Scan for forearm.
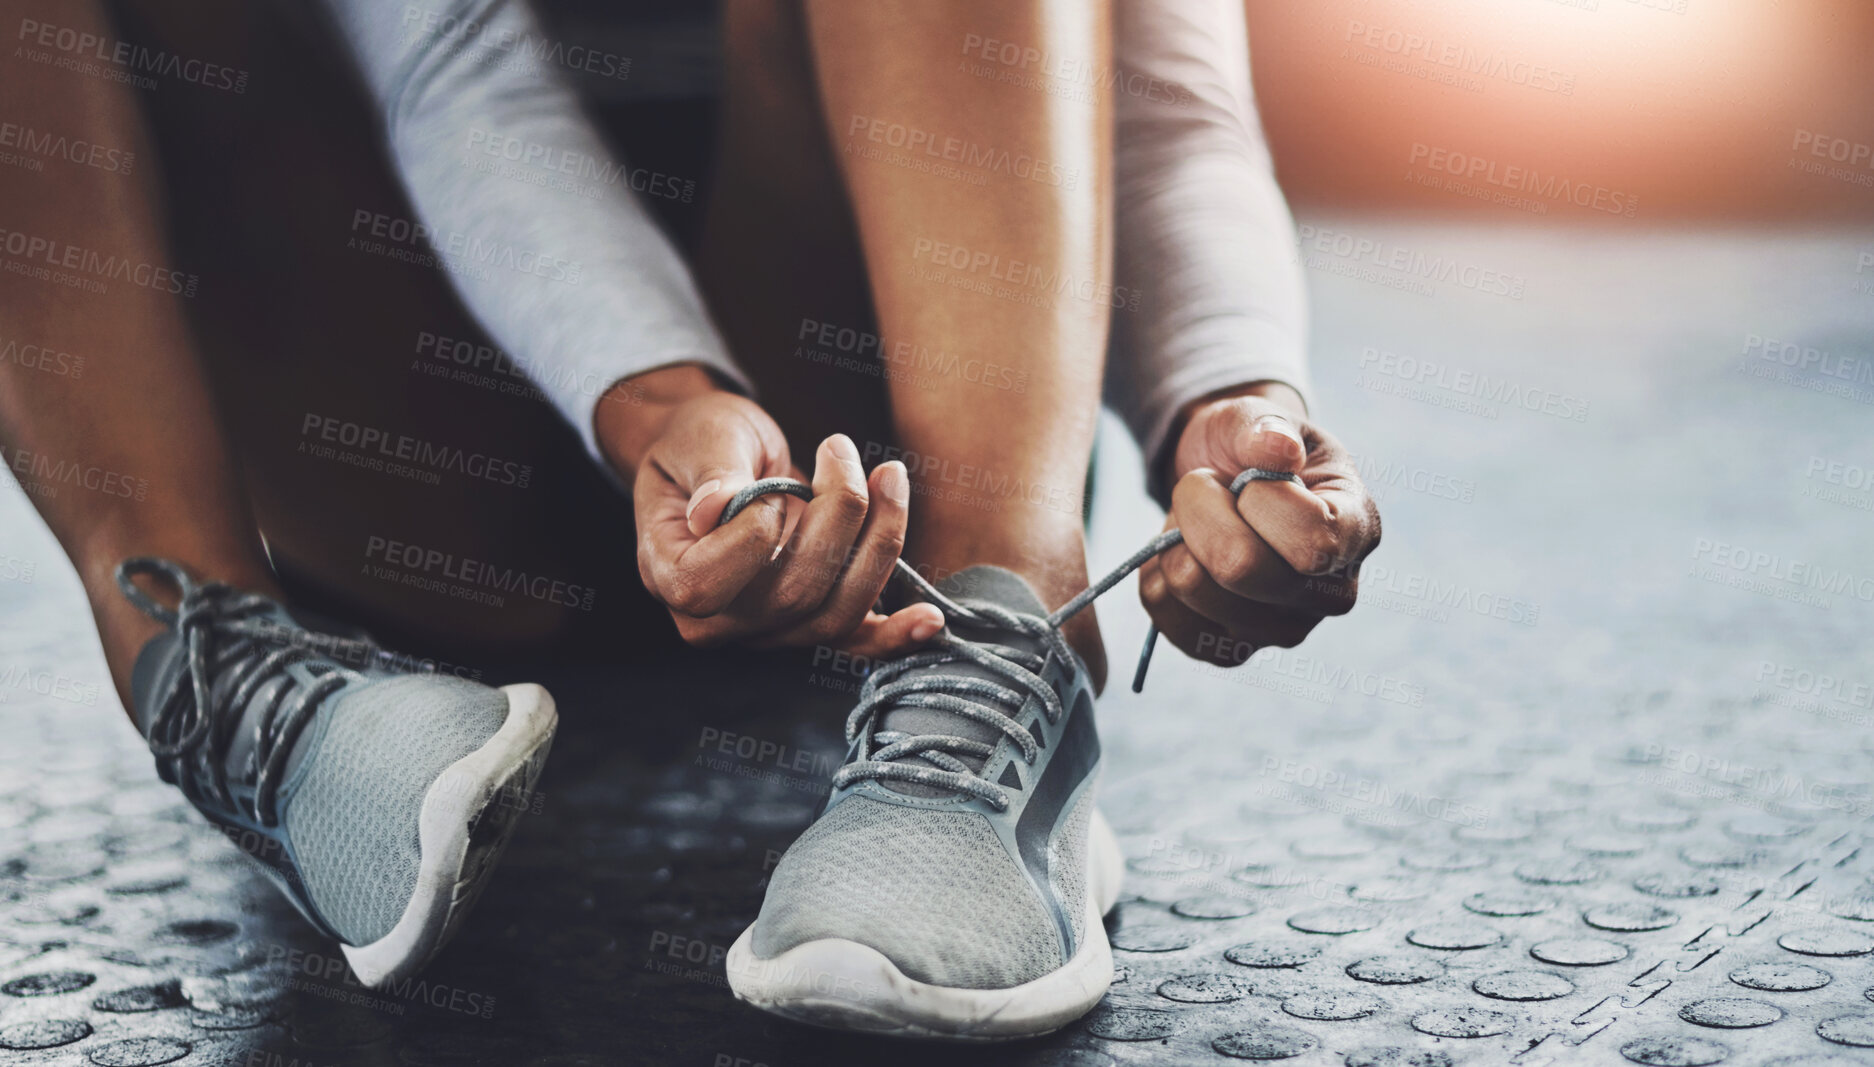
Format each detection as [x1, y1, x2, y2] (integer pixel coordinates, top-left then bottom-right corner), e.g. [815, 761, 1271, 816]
[1109, 0, 1311, 500]
[317, 0, 748, 467]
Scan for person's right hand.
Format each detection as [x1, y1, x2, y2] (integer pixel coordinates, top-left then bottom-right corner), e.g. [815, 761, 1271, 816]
[600, 367, 944, 655]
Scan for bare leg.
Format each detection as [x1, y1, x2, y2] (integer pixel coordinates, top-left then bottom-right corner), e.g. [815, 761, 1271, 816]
[801, 0, 1115, 683]
[0, 0, 275, 710]
[695, 0, 891, 464]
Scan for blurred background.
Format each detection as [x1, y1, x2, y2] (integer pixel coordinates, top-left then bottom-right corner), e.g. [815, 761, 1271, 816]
[1245, 0, 1874, 223]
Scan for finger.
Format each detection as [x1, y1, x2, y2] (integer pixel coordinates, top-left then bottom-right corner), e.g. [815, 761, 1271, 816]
[665, 408, 791, 537]
[1225, 608, 1323, 651]
[759, 603, 942, 659]
[1150, 538, 1332, 646]
[643, 496, 788, 618]
[1142, 555, 1323, 665]
[1169, 470, 1358, 613]
[756, 435, 873, 620]
[1237, 479, 1379, 577]
[1205, 399, 1307, 477]
[1156, 536, 1354, 632]
[1179, 398, 1380, 578]
[669, 610, 746, 649]
[1237, 423, 1381, 577]
[839, 605, 947, 659]
[1140, 557, 1255, 665]
[770, 460, 939, 645]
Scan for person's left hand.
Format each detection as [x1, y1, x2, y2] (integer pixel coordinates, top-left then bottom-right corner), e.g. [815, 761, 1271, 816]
[1138, 383, 1381, 666]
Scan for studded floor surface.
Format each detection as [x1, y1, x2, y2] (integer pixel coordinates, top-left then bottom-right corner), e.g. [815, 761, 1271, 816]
[3, 226, 1873, 1066]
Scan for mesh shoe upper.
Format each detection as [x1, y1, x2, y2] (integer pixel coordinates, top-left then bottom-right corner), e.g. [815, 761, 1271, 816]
[751, 795, 1064, 989]
[749, 565, 1098, 990]
[122, 558, 508, 946]
[280, 673, 507, 945]
[1050, 789, 1095, 945]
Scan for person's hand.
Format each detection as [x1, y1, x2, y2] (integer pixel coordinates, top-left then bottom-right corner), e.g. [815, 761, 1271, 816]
[598, 366, 944, 654]
[1138, 382, 1380, 666]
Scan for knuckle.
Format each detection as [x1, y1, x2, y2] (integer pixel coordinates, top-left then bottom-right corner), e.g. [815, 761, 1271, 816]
[770, 577, 823, 618]
[1296, 527, 1347, 575]
[1169, 470, 1211, 509]
[1176, 468, 1216, 492]
[1137, 566, 1167, 607]
[845, 552, 893, 592]
[827, 484, 870, 525]
[1209, 540, 1259, 588]
[1163, 550, 1208, 599]
[873, 522, 907, 558]
[857, 528, 906, 582]
[662, 574, 707, 615]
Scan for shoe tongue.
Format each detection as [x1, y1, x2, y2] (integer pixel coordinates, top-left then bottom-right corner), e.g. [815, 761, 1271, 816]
[928, 564, 1050, 622]
[875, 566, 1051, 797]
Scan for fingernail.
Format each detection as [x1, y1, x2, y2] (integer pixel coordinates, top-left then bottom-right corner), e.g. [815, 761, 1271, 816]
[685, 479, 721, 523]
[1252, 414, 1304, 448]
[878, 461, 908, 505]
[910, 615, 943, 641]
[828, 434, 859, 465]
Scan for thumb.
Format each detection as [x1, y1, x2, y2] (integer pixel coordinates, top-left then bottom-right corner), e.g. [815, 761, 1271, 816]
[1205, 397, 1307, 478]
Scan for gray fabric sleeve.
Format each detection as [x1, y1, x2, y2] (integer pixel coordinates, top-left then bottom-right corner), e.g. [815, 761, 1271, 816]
[317, 0, 749, 464]
[1108, 0, 1311, 502]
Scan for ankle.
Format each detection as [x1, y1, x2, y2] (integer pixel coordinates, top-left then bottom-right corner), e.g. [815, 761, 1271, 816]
[1058, 611, 1107, 694]
[76, 520, 280, 603]
[75, 532, 280, 714]
[88, 585, 164, 717]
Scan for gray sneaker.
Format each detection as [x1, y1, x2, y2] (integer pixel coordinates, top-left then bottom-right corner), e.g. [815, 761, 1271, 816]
[726, 565, 1122, 1040]
[119, 557, 557, 988]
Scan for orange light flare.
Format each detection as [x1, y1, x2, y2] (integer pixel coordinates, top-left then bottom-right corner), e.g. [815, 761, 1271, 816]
[1245, 0, 1874, 222]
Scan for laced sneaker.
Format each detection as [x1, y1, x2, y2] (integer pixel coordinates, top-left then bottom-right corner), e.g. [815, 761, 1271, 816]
[726, 565, 1122, 1040]
[118, 557, 557, 987]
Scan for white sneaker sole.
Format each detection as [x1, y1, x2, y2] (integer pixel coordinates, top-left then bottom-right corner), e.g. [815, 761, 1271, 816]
[725, 808, 1125, 1041]
[341, 682, 557, 988]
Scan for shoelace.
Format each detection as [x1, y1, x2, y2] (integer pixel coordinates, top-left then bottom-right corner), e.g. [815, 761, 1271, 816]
[718, 467, 1297, 807]
[116, 557, 380, 828]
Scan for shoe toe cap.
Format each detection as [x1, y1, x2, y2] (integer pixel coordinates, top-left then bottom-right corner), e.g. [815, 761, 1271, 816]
[750, 795, 1062, 990]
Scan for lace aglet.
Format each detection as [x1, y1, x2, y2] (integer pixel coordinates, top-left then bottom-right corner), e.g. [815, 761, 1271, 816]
[1131, 625, 1159, 693]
